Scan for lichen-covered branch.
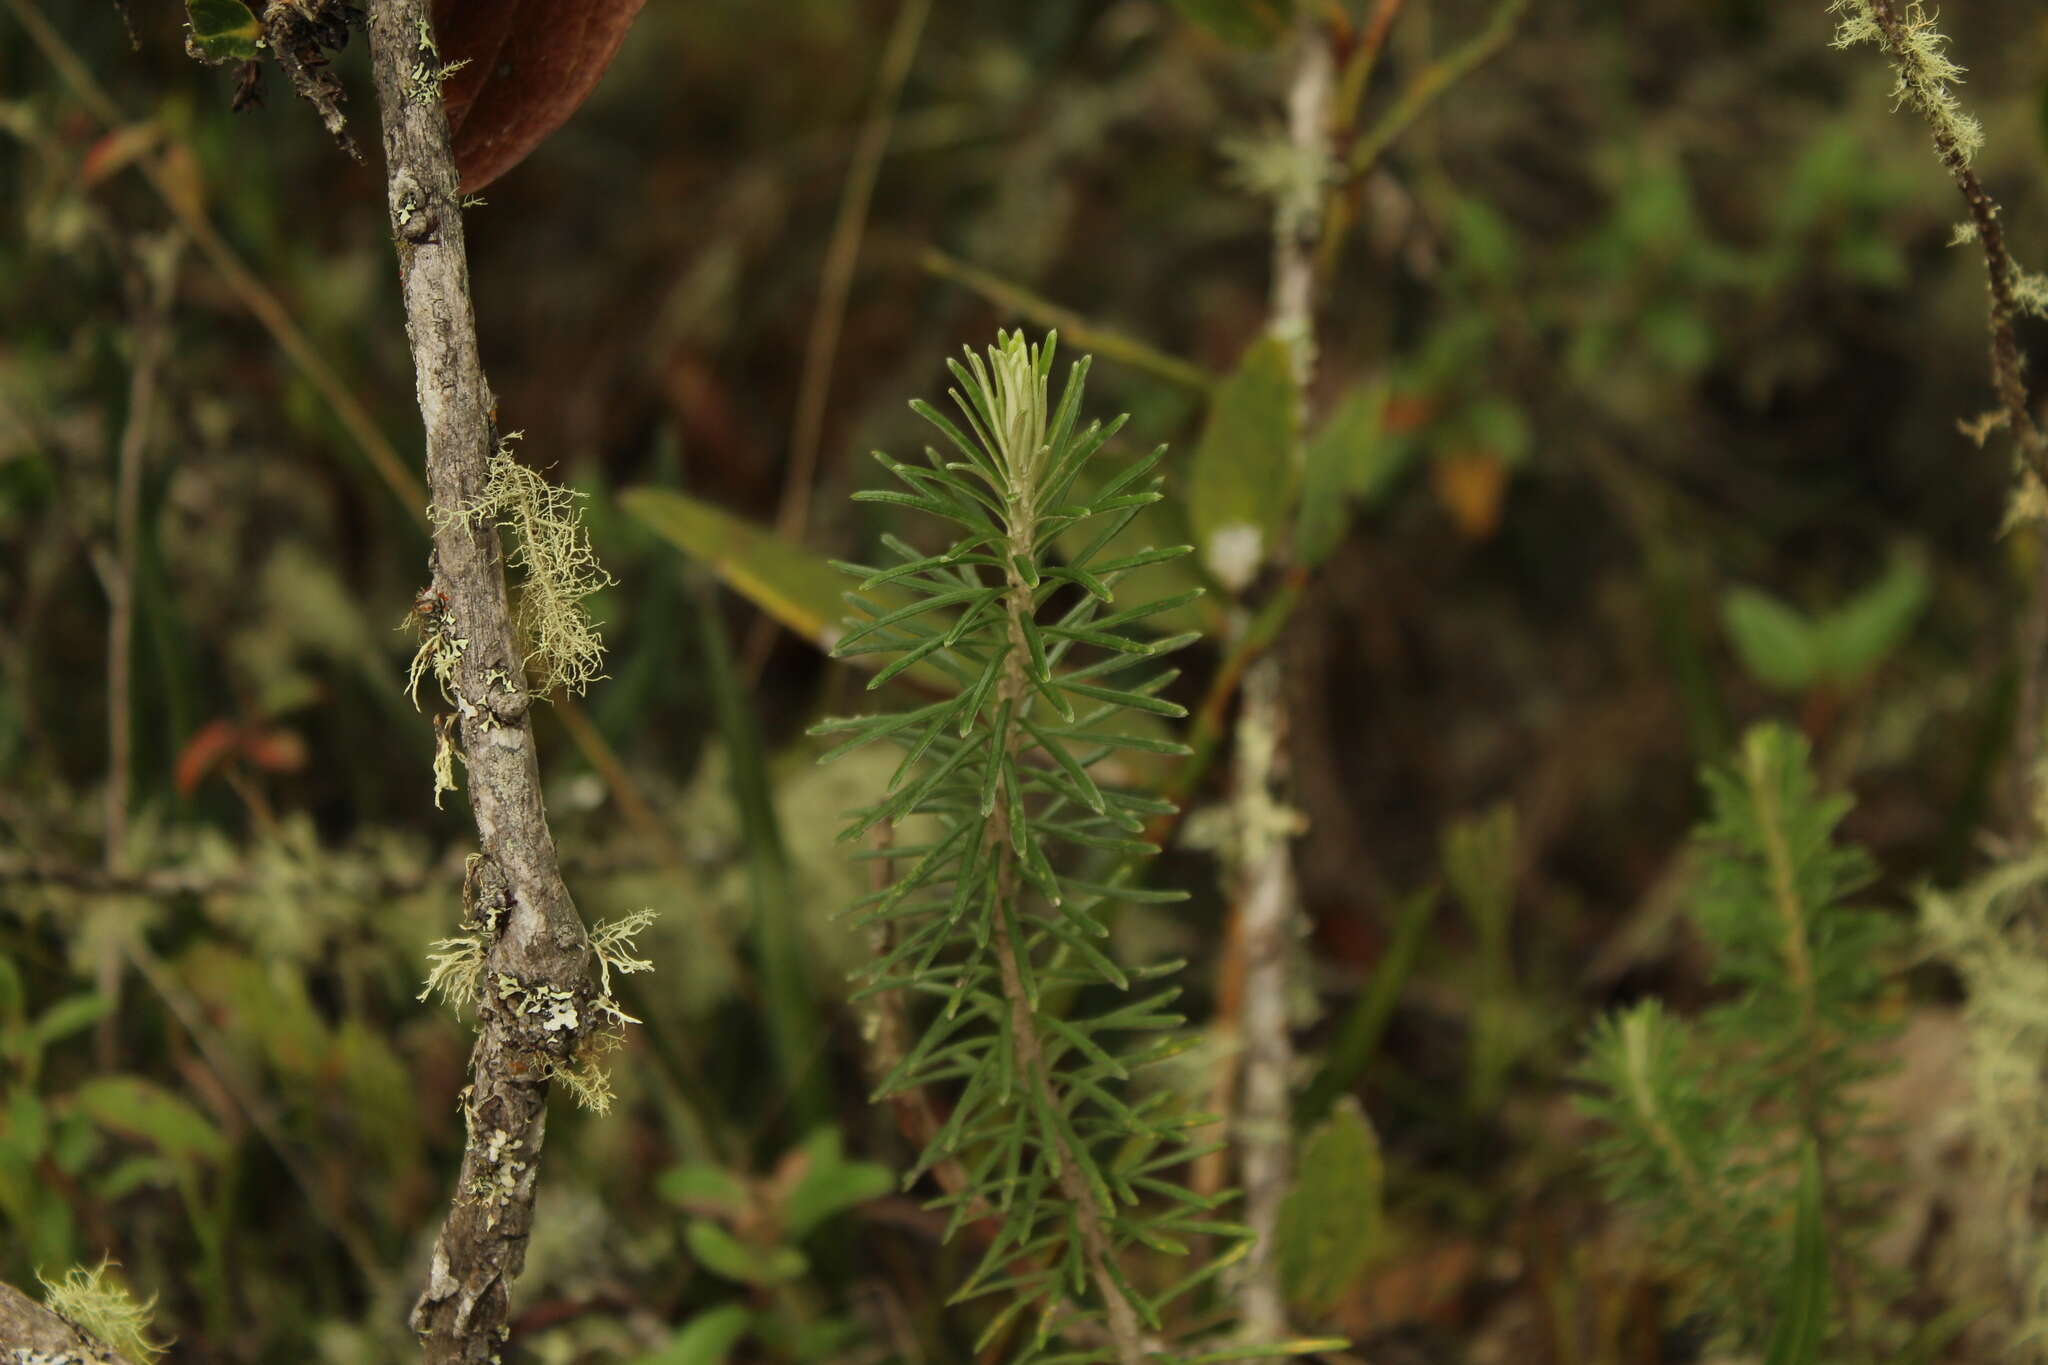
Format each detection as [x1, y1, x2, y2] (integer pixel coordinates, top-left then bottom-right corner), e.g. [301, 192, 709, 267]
[360, 3, 602, 1360]
[1232, 14, 1332, 1347]
[1833, 1, 2048, 485]
[0, 1280, 119, 1363]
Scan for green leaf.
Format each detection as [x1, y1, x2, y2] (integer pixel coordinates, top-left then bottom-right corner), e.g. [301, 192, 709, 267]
[658, 1162, 751, 1218]
[1165, 0, 1292, 48]
[1721, 587, 1823, 693]
[97, 1154, 178, 1200]
[0, 1091, 48, 1166]
[30, 995, 112, 1053]
[1273, 1096, 1383, 1313]
[1189, 335, 1300, 594]
[1815, 550, 1928, 682]
[1762, 1141, 1829, 1365]
[186, 0, 261, 62]
[685, 1220, 808, 1287]
[781, 1129, 893, 1241]
[1295, 381, 1413, 568]
[621, 488, 949, 689]
[627, 1305, 754, 1365]
[70, 1075, 227, 1166]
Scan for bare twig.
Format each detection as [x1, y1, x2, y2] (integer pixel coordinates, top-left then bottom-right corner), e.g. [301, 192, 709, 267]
[0, 1280, 119, 1363]
[743, 0, 932, 681]
[89, 233, 180, 1069]
[357, 3, 603, 1358]
[1343, 0, 1527, 181]
[1228, 15, 1334, 1346]
[920, 247, 1214, 393]
[777, 0, 932, 549]
[98, 238, 178, 880]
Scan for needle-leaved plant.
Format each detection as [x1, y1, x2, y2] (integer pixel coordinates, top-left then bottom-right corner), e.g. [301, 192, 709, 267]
[815, 332, 1251, 1363]
[1576, 724, 1901, 1361]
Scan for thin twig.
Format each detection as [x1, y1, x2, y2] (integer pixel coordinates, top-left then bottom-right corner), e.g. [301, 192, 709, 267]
[0, 1280, 120, 1361]
[1342, 0, 1527, 181]
[1229, 11, 1334, 1343]
[100, 238, 177, 880]
[921, 247, 1214, 393]
[1847, 1, 2048, 824]
[91, 234, 180, 1070]
[358, 3, 602, 1358]
[744, 0, 932, 681]
[776, 0, 932, 549]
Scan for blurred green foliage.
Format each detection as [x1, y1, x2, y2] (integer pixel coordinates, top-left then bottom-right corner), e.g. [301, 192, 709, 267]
[1, 0, 2042, 1359]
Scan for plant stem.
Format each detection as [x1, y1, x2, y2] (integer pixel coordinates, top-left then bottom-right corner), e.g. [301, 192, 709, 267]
[1745, 739, 1859, 1358]
[987, 491, 1148, 1365]
[1231, 14, 1333, 1346]
[776, 0, 932, 549]
[360, 3, 597, 1359]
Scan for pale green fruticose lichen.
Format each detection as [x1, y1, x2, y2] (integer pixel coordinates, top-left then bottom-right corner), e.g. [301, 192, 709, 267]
[36, 1261, 163, 1365]
[443, 434, 615, 699]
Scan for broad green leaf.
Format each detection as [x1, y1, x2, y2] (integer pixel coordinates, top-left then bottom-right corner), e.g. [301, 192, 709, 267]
[30, 994, 112, 1053]
[1296, 391, 1363, 570]
[1762, 1141, 1829, 1365]
[1273, 1096, 1383, 1312]
[49, 1111, 100, 1175]
[621, 488, 951, 690]
[685, 1219, 808, 1287]
[186, 0, 261, 62]
[627, 1305, 753, 1365]
[1816, 551, 1928, 682]
[1295, 380, 1418, 569]
[1165, 0, 1292, 47]
[1721, 587, 1823, 693]
[97, 1154, 179, 1200]
[657, 1162, 751, 1217]
[0, 1091, 48, 1166]
[1188, 336, 1300, 594]
[70, 1075, 227, 1166]
[781, 1129, 893, 1241]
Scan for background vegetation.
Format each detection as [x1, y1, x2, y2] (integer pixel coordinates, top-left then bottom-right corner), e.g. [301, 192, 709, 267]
[4, 0, 2047, 1360]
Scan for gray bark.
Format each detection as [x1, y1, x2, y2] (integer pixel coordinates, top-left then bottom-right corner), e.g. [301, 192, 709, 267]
[0, 1281, 119, 1364]
[360, 3, 597, 1360]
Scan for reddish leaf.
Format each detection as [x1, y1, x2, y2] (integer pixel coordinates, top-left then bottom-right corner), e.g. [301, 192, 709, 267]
[430, 0, 647, 194]
[174, 719, 242, 797]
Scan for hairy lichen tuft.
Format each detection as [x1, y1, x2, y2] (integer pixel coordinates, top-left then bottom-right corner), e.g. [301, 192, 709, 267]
[449, 435, 614, 698]
[1830, 1, 1984, 163]
[37, 1260, 165, 1365]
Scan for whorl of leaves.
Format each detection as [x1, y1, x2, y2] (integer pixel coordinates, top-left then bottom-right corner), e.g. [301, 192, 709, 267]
[815, 333, 1243, 1360]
